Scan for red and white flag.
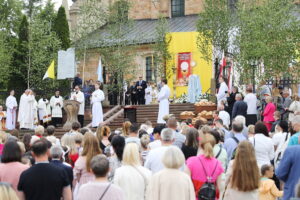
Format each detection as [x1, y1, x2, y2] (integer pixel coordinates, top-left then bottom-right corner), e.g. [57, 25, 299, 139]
[219, 51, 226, 78]
[228, 61, 233, 93]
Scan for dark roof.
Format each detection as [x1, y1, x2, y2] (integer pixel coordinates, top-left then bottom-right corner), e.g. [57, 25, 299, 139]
[83, 15, 199, 48]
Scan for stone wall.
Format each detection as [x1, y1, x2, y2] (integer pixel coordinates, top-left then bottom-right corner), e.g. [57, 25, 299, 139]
[76, 44, 157, 83]
[70, 0, 205, 26]
[128, 0, 204, 19]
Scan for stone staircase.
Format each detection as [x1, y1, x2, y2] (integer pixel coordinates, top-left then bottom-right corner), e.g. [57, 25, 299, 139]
[16, 104, 195, 138]
[136, 103, 194, 127]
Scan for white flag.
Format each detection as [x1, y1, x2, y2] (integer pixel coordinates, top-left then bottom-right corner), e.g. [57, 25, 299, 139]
[97, 57, 103, 82]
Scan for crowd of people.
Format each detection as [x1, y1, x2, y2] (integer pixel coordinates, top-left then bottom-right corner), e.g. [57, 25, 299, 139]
[0, 76, 300, 200]
[0, 110, 299, 200]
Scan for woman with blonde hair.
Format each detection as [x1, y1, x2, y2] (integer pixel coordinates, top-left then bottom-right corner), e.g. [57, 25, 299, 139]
[147, 146, 195, 200]
[224, 141, 260, 200]
[73, 133, 102, 198]
[122, 121, 131, 137]
[96, 126, 111, 152]
[61, 133, 79, 167]
[0, 183, 19, 200]
[114, 143, 151, 200]
[186, 134, 224, 199]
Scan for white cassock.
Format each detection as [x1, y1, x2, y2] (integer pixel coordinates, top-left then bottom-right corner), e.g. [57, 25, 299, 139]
[5, 95, 18, 130]
[50, 96, 63, 118]
[157, 85, 171, 124]
[145, 86, 153, 105]
[91, 89, 105, 127]
[33, 99, 39, 127]
[70, 91, 85, 115]
[38, 99, 51, 123]
[18, 94, 35, 129]
[217, 82, 228, 105]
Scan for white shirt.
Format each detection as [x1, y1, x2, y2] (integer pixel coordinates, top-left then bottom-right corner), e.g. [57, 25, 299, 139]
[217, 82, 228, 104]
[148, 140, 162, 150]
[249, 134, 275, 168]
[244, 93, 257, 115]
[70, 91, 85, 115]
[114, 165, 151, 200]
[219, 110, 230, 128]
[272, 132, 284, 147]
[144, 146, 169, 173]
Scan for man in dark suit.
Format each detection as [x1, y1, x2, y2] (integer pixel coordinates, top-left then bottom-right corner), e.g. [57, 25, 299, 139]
[73, 73, 82, 89]
[129, 81, 137, 105]
[232, 93, 248, 119]
[50, 145, 73, 187]
[135, 76, 147, 105]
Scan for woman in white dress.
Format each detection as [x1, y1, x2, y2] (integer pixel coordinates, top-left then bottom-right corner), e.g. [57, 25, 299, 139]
[50, 90, 64, 127]
[91, 82, 105, 128]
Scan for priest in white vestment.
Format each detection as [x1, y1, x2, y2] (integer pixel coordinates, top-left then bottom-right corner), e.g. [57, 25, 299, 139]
[33, 96, 39, 127]
[5, 90, 18, 130]
[18, 89, 35, 129]
[38, 97, 51, 125]
[216, 77, 228, 106]
[50, 90, 64, 127]
[91, 82, 105, 127]
[145, 83, 153, 105]
[157, 79, 171, 124]
[70, 85, 85, 127]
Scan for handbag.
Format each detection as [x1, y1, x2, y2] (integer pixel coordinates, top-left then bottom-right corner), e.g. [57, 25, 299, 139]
[132, 166, 148, 199]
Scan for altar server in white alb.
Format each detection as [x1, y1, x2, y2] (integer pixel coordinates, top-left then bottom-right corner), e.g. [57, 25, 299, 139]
[216, 76, 228, 106]
[38, 97, 51, 126]
[18, 89, 35, 129]
[50, 90, 64, 127]
[5, 90, 18, 130]
[91, 82, 105, 128]
[70, 85, 85, 128]
[157, 79, 171, 124]
[145, 82, 153, 105]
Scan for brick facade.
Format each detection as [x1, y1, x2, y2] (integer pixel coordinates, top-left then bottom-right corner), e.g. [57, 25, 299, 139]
[76, 45, 156, 83]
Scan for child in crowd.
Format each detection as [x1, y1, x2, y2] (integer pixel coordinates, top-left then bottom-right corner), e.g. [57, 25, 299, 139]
[259, 164, 283, 200]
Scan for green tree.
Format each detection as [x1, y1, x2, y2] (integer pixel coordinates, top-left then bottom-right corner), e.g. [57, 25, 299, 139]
[0, 27, 12, 88]
[196, 0, 231, 62]
[27, 1, 61, 93]
[197, 0, 300, 81]
[0, 0, 22, 89]
[54, 6, 70, 50]
[24, 0, 42, 18]
[236, 0, 300, 80]
[154, 16, 173, 79]
[8, 15, 29, 91]
[97, 0, 136, 100]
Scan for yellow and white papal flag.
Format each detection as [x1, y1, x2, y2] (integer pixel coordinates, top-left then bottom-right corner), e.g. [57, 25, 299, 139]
[43, 60, 55, 80]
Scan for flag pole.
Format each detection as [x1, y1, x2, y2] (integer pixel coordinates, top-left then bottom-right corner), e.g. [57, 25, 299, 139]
[82, 45, 86, 87]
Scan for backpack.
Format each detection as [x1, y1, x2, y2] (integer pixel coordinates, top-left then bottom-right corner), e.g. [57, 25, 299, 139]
[274, 132, 290, 169]
[197, 157, 218, 200]
[215, 144, 222, 159]
[231, 136, 240, 160]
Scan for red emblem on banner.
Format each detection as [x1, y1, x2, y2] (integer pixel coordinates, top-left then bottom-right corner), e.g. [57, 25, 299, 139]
[176, 52, 191, 86]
